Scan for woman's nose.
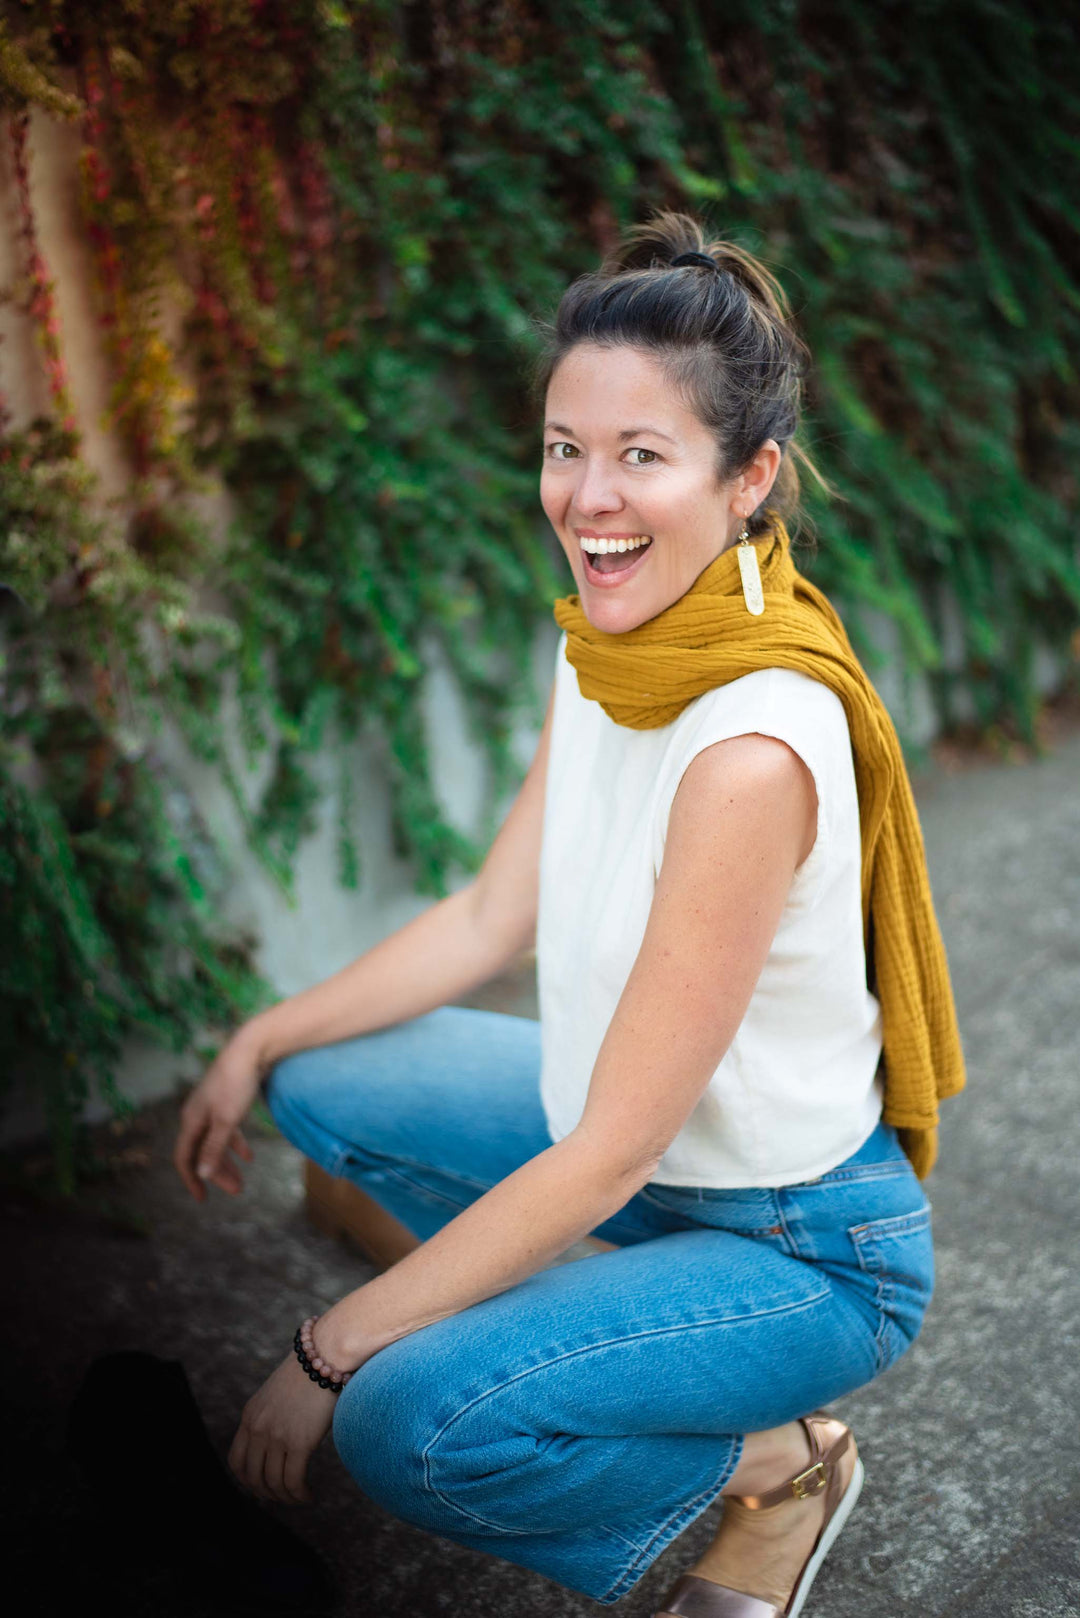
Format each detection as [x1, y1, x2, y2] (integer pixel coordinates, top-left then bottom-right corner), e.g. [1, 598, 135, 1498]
[572, 459, 624, 517]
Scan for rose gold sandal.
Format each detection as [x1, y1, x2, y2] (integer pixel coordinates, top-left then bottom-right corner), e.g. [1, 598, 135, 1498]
[654, 1411, 865, 1618]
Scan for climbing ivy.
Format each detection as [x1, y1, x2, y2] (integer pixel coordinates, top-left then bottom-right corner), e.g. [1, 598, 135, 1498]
[2, 0, 1078, 1186]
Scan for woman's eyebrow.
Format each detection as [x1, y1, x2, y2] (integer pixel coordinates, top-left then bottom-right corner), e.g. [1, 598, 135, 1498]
[544, 421, 678, 445]
[617, 425, 678, 444]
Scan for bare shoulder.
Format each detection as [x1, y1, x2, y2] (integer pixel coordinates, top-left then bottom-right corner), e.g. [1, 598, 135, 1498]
[668, 732, 818, 875]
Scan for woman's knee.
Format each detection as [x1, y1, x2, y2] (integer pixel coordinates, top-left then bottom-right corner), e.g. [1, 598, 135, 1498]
[262, 1009, 457, 1146]
[333, 1329, 541, 1540]
[264, 1045, 331, 1114]
[332, 1338, 472, 1535]
[261, 1045, 357, 1171]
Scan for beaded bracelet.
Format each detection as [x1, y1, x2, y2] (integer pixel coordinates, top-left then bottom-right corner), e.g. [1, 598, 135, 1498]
[293, 1315, 353, 1395]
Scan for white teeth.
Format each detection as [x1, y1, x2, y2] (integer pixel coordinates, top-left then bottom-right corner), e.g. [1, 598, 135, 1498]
[579, 535, 651, 555]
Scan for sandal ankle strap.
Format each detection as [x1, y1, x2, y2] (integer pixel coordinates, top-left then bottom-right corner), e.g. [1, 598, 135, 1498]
[727, 1413, 851, 1510]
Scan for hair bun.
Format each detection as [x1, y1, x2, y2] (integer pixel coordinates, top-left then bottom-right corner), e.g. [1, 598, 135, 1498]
[669, 251, 721, 272]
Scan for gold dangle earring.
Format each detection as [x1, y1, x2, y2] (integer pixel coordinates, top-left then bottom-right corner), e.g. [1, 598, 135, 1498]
[736, 514, 764, 615]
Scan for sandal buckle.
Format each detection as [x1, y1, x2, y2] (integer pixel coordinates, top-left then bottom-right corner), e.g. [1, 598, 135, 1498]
[790, 1460, 828, 1498]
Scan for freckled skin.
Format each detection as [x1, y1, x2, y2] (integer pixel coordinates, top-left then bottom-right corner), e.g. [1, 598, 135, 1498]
[541, 343, 781, 635]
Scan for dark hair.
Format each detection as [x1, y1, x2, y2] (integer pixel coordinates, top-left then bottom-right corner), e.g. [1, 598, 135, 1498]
[527, 209, 836, 550]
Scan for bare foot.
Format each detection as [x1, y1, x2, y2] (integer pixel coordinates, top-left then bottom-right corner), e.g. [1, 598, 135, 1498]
[658, 1418, 858, 1614]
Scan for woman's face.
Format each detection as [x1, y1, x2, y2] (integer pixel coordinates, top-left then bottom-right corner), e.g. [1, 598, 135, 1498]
[541, 342, 779, 634]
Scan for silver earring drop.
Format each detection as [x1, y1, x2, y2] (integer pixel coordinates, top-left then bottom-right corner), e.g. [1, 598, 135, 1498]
[736, 515, 764, 615]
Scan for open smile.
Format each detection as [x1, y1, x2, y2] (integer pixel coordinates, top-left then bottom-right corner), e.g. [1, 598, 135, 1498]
[578, 534, 654, 588]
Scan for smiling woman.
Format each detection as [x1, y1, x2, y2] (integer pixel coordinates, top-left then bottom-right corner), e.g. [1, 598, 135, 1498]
[530, 211, 819, 634]
[540, 342, 780, 621]
[175, 208, 963, 1618]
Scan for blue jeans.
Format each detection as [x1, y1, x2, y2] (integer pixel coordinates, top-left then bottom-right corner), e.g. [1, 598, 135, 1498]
[264, 1005, 935, 1605]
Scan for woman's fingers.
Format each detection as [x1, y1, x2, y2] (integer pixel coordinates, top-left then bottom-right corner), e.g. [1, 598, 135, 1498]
[196, 1118, 234, 1182]
[211, 1129, 254, 1193]
[172, 1043, 261, 1202]
[282, 1448, 313, 1505]
[177, 1123, 251, 1200]
[227, 1424, 250, 1489]
[262, 1445, 288, 1503]
[236, 1441, 309, 1506]
[251, 1443, 307, 1505]
[205, 1132, 252, 1196]
[231, 1129, 255, 1164]
[196, 1120, 250, 1195]
[206, 1156, 244, 1196]
[173, 1103, 246, 1200]
[227, 1357, 332, 1509]
[233, 1431, 273, 1501]
[173, 1106, 210, 1201]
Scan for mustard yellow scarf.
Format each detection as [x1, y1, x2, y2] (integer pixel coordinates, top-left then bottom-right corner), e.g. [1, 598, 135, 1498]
[552, 510, 966, 1180]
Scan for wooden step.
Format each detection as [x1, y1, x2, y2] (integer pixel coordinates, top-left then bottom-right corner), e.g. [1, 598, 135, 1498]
[303, 1158, 620, 1271]
[303, 1158, 421, 1272]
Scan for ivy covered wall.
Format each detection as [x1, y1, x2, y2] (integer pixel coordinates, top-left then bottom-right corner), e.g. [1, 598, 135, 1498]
[2, 0, 1079, 1185]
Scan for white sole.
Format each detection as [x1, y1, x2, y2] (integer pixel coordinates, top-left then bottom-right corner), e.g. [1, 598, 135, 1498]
[785, 1454, 865, 1618]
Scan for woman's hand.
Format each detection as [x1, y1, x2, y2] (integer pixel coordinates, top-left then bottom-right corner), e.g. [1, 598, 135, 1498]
[228, 1353, 337, 1504]
[173, 1032, 264, 1202]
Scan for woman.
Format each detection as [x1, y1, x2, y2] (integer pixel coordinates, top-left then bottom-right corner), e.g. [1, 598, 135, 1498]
[174, 210, 965, 1616]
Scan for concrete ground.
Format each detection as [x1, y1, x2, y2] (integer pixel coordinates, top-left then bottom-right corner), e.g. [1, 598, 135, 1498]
[4, 702, 1079, 1617]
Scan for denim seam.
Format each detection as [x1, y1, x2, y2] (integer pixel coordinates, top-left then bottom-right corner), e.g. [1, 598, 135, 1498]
[849, 1204, 933, 1372]
[639, 1217, 787, 1243]
[598, 1433, 745, 1603]
[851, 1231, 898, 1370]
[643, 1162, 909, 1198]
[595, 1212, 667, 1241]
[419, 1292, 828, 1536]
[850, 1206, 933, 1237]
[336, 1150, 493, 1207]
[354, 1161, 480, 1215]
[800, 1162, 910, 1186]
[773, 1193, 799, 1257]
[594, 1522, 652, 1557]
[638, 1191, 783, 1237]
[861, 1249, 887, 1378]
[267, 1105, 487, 1195]
[303, 1110, 501, 1191]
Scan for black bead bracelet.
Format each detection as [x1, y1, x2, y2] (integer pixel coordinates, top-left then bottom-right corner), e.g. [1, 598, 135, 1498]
[293, 1325, 347, 1394]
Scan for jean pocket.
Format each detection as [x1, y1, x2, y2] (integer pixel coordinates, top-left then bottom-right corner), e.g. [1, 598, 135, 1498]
[848, 1203, 935, 1372]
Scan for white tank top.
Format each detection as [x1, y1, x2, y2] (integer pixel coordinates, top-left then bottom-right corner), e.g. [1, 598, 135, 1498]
[536, 631, 885, 1187]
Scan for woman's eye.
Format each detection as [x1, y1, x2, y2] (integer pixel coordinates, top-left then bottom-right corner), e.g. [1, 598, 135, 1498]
[545, 442, 659, 464]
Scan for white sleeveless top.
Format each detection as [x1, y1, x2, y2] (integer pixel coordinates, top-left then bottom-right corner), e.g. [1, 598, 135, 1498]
[536, 631, 885, 1187]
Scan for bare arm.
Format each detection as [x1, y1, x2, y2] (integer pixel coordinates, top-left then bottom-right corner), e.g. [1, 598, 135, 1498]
[173, 677, 556, 1200]
[240, 887, 512, 1073]
[315, 731, 818, 1371]
[247, 677, 557, 1068]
